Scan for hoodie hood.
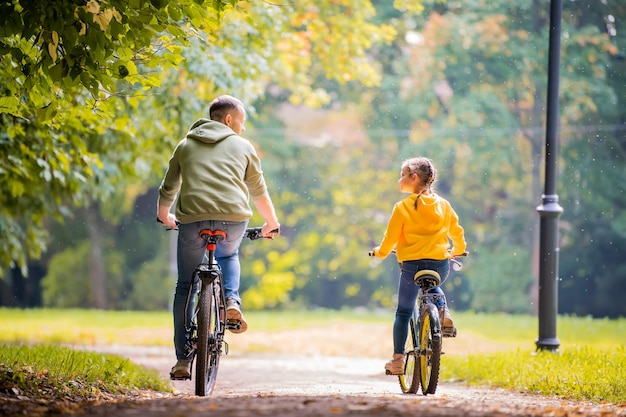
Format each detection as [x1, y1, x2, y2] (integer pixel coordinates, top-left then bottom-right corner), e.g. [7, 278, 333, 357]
[399, 193, 445, 232]
[374, 191, 466, 262]
[186, 118, 237, 144]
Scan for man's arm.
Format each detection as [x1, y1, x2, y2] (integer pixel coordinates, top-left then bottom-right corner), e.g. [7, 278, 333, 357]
[252, 194, 280, 237]
[157, 203, 178, 228]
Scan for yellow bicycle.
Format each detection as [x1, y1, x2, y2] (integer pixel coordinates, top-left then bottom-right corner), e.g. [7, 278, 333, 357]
[398, 256, 465, 394]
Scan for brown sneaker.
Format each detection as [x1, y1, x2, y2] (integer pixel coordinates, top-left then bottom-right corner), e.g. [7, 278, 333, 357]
[226, 298, 248, 333]
[170, 359, 191, 379]
[384, 354, 405, 375]
[440, 307, 454, 328]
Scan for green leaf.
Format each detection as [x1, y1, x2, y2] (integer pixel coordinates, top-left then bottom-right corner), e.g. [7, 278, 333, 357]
[49, 60, 67, 82]
[167, 2, 182, 21]
[0, 96, 20, 116]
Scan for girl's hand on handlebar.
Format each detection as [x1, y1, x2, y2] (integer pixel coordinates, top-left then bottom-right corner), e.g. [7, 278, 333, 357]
[368, 246, 380, 257]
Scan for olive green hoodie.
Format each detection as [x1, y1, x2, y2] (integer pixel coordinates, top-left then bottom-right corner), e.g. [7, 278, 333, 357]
[375, 193, 466, 262]
[158, 118, 268, 224]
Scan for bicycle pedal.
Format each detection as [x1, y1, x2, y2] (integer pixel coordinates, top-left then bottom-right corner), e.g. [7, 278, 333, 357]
[442, 326, 457, 338]
[169, 375, 191, 381]
[226, 320, 242, 331]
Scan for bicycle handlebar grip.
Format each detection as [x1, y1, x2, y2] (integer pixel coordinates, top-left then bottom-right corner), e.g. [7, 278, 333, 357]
[246, 227, 279, 240]
[245, 228, 262, 240]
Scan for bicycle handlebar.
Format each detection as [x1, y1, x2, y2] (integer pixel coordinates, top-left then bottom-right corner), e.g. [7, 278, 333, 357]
[245, 227, 280, 240]
[368, 249, 469, 259]
[157, 218, 279, 240]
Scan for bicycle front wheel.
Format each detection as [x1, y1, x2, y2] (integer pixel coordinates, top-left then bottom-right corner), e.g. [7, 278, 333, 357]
[419, 304, 442, 395]
[398, 313, 420, 394]
[195, 280, 221, 396]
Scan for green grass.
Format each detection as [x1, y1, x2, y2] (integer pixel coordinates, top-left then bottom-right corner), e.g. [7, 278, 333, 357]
[442, 347, 626, 404]
[0, 307, 386, 344]
[0, 308, 174, 407]
[443, 312, 626, 404]
[0, 344, 171, 405]
[1, 308, 625, 404]
[0, 308, 172, 346]
[454, 311, 626, 348]
[2, 307, 623, 346]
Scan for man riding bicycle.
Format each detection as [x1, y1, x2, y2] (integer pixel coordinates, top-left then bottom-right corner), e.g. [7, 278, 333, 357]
[157, 95, 280, 379]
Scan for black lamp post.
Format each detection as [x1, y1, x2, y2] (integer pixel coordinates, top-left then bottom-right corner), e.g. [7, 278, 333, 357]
[536, 0, 563, 351]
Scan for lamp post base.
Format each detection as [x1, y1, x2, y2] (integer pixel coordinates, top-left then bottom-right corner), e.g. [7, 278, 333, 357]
[535, 337, 560, 352]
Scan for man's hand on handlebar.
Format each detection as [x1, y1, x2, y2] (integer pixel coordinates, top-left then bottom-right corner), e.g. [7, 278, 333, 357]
[261, 223, 280, 239]
[156, 214, 179, 230]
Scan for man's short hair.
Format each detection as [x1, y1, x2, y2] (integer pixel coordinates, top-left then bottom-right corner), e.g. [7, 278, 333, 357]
[209, 95, 245, 122]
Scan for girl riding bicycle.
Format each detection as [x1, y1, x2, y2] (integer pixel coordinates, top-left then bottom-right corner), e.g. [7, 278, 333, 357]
[371, 157, 467, 375]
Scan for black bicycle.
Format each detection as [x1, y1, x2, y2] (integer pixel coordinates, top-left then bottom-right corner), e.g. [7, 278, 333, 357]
[397, 255, 466, 395]
[162, 223, 276, 396]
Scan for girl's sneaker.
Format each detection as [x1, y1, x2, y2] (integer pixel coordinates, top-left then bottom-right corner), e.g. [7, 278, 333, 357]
[384, 354, 405, 375]
[440, 307, 454, 328]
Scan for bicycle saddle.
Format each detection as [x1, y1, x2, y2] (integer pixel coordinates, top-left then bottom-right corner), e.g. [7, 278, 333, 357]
[199, 229, 227, 240]
[413, 270, 441, 288]
[199, 230, 226, 250]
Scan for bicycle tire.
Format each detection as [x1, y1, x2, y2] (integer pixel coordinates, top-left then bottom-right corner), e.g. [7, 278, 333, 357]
[399, 312, 421, 394]
[205, 281, 224, 394]
[419, 303, 441, 395]
[195, 281, 211, 396]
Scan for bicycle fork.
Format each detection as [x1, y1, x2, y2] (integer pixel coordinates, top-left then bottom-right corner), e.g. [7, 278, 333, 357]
[421, 303, 442, 341]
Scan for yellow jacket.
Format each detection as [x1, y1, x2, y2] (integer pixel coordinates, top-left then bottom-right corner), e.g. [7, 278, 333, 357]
[375, 193, 466, 262]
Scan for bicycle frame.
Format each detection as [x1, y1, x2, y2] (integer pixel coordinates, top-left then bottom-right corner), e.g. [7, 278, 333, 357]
[398, 269, 443, 395]
[400, 258, 464, 395]
[186, 229, 228, 396]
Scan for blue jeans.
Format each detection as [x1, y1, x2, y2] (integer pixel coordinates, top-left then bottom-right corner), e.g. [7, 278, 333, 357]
[173, 220, 248, 359]
[392, 259, 450, 354]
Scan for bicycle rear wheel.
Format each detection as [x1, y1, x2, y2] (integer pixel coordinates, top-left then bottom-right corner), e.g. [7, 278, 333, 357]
[419, 304, 441, 395]
[195, 280, 221, 396]
[398, 313, 420, 394]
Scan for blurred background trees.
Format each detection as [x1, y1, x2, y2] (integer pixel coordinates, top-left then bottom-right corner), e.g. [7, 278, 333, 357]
[1, 0, 624, 317]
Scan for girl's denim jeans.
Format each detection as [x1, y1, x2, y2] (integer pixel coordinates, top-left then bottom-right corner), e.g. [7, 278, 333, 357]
[173, 220, 248, 359]
[392, 259, 450, 354]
